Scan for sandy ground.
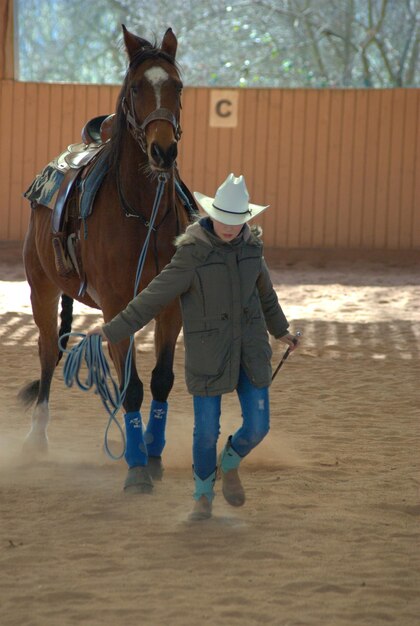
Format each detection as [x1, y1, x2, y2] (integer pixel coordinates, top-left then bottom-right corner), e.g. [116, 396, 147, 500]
[0, 244, 419, 626]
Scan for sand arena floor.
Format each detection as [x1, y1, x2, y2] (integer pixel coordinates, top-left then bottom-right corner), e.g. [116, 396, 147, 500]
[0, 244, 419, 626]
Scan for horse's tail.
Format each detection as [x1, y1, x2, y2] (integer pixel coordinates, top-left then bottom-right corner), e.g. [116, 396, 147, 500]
[17, 380, 40, 408]
[17, 294, 74, 408]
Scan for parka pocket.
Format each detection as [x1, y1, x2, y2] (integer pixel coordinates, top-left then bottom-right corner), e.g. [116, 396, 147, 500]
[184, 328, 225, 376]
[241, 318, 273, 386]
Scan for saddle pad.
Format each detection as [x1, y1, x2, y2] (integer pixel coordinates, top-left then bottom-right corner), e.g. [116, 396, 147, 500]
[23, 163, 64, 210]
[24, 145, 110, 221]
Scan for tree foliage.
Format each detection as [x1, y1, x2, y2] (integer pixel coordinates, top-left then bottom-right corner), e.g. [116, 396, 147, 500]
[16, 0, 420, 87]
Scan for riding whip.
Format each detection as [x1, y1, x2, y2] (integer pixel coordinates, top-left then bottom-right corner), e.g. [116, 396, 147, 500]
[272, 331, 301, 381]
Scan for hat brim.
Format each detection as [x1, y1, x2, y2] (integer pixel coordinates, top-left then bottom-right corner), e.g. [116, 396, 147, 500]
[193, 192, 269, 226]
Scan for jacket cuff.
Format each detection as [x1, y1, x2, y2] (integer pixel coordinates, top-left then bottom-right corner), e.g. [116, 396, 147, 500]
[102, 319, 134, 344]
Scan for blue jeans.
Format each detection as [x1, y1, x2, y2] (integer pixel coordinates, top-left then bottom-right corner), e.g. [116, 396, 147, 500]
[192, 367, 270, 480]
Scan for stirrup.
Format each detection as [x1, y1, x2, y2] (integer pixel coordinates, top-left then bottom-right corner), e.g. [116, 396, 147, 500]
[52, 236, 74, 277]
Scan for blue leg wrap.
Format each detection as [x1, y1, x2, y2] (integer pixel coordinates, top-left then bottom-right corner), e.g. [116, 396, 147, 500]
[144, 400, 168, 457]
[219, 437, 242, 472]
[193, 469, 217, 502]
[124, 411, 148, 468]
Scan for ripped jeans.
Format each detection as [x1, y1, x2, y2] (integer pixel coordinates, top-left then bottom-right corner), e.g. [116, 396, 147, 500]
[192, 367, 270, 480]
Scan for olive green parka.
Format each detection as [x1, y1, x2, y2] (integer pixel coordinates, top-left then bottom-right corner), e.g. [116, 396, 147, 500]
[103, 220, 289, 396]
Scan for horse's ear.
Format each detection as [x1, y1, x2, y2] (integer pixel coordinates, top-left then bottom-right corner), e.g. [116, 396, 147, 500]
[122, 24, 151, 61]
[161, 28, 177, 59]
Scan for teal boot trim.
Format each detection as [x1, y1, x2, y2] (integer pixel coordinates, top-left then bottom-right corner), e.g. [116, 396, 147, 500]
[219, 436, 242, 473]
[193, 469, 216, 502]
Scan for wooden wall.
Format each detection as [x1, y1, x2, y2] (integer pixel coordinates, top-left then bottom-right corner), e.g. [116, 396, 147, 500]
[0, 80, 419, 249]
[0, 0, 14, 80]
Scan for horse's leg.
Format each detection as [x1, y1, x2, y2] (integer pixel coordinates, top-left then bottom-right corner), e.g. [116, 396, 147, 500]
[107, 340, 153, 494]
[145, 301, 182, 479]
[22, 234, 61, 455]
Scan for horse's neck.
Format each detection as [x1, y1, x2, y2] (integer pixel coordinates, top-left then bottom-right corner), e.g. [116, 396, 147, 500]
[118, 145, 175, 213]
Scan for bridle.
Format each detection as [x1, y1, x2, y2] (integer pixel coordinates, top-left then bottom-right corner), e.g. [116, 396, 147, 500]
[115, 58, 184, 246]
[122, 87, 182, 154]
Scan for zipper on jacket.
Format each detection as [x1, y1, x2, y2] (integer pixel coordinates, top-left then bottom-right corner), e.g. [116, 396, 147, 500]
[196, 272, 206, 318]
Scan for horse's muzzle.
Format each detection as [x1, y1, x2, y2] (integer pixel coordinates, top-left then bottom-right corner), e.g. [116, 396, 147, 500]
[150, 141, 178, 171]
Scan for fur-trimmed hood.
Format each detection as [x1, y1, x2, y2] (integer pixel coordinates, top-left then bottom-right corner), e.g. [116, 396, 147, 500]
[174, 220, 263, 249]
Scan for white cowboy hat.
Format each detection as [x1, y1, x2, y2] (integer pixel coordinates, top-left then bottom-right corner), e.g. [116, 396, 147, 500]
[193, 173, 269, 226]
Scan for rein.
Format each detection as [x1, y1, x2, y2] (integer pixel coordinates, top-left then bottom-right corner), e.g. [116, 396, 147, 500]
[115, 167, 175, 274]
[115, 166, 172, 227]
[59, 174, 169, 460]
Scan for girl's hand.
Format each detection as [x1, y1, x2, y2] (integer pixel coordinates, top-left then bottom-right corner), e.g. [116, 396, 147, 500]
[279, 332, 301, 351]
[87, 325, 107, 340]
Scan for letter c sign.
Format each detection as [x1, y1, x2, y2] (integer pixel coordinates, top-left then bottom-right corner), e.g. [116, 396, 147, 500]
[216, 99, 232, 117]
[210, 90, 239, 128]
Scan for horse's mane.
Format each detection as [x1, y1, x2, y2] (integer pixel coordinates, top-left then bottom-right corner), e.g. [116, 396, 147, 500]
[107, 43, 181, 172]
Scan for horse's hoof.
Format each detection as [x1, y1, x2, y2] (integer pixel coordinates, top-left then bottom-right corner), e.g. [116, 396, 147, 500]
[148, 456, 164, 481]
[124, 466, 154, 494]
[22, 433, 49, 458]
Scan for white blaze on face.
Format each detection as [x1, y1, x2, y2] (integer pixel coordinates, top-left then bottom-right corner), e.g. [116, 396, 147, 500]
[144, 66, 169, 108]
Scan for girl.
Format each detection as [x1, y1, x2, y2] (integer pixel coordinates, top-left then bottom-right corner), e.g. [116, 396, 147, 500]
[88, 173, 299, 520]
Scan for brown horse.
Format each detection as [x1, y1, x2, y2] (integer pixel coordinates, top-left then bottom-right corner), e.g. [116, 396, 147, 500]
[19, 26, 196, 492]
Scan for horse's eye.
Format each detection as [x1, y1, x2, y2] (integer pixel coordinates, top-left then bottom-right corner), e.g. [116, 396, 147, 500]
[131, 85, 139, 96]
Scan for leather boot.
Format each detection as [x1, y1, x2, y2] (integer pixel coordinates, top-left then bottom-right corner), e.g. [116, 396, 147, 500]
[218, 437, 245, 507]
[189, 470, 216, 521]
[189, 496, 212, 521]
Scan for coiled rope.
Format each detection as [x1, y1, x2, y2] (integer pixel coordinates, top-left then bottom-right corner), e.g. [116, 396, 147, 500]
[59, 174, 168, 459]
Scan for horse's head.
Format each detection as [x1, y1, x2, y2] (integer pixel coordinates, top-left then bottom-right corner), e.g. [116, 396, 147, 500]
[121, 25, 183, 173]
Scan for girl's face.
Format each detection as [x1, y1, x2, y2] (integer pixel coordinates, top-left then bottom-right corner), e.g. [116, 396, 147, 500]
[212, 219, 243, 241]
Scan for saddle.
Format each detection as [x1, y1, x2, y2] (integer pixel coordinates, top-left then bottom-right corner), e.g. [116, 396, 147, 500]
[50, 115, 114, 286]
[82, 114, 114, 144]
[52, 114, 115, 233]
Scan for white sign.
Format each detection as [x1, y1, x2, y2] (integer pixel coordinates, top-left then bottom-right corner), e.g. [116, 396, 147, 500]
[209, 90, 239, 128]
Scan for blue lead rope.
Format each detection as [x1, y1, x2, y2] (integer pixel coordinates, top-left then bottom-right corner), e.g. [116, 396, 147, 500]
[59, 174, 168, 459]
